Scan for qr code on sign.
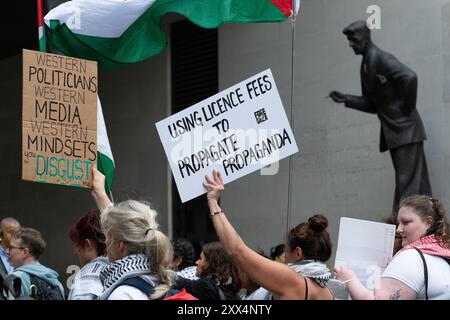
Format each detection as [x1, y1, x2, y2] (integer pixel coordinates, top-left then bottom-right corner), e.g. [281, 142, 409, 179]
[254, 108, 268, 124]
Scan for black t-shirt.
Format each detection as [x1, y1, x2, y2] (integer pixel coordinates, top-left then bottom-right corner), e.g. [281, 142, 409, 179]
[174, 276, 240, 300]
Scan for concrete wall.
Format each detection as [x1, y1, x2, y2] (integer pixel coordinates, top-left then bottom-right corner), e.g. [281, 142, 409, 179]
[1, 0, 450, 288]
[218, 0, 450, 263]
[99, 53, 170, 230]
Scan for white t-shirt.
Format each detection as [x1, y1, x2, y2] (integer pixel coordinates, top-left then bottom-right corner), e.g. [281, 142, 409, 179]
[381, 249, 450, 299]
[108, 285, 149, 300]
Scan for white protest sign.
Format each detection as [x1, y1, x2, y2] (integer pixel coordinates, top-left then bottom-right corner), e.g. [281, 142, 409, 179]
[335, 217, 396, 290]
[156, 69, 299, 202]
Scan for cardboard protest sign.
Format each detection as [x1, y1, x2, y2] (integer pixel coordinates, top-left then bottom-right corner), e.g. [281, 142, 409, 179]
[156, 69, 299, 202]
[22, 49, 97, 187]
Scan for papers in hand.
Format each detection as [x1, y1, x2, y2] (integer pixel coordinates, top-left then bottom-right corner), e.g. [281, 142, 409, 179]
[335, 217, 396, 290]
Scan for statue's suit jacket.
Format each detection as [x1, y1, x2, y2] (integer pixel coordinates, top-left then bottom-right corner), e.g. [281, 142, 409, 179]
[344, 45, 426, 152]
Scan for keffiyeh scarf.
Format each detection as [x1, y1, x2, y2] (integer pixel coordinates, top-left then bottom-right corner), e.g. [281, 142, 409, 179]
[68, 256, 110, 300]
[288, 260, 332, 288]
[399, 234, 450, 258]
[177, 266, 198, 280]
[99, 254, 157, 299]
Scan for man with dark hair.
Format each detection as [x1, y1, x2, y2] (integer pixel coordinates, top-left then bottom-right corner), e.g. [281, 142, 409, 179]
[329, 20, 432, 212]
[172, 238, 195, 271]
[5, 228, 64, 299]
[0, 217, 20, 278]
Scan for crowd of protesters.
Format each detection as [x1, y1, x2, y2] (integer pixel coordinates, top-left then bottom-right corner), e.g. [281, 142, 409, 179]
[0, 168, 448, 300]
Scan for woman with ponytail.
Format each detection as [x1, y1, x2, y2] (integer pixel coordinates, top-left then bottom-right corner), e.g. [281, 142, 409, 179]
[90, 168, 175, 300]
[203, 170, 334, 300]
[335, 195, 450, 299]
[284, 215, 334, 288]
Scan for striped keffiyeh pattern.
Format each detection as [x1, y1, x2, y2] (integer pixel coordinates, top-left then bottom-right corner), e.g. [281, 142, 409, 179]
[400, 234, 450, 258]
[100, 254, 155, 298]
[288, 260, 332, 288]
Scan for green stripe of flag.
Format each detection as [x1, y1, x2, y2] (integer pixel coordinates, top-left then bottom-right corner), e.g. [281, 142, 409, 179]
[97, 151, 115, 195]
[46, 0, 291, 69]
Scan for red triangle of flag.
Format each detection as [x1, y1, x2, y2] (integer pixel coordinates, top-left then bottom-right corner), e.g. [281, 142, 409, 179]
[270, 0, 292, 17]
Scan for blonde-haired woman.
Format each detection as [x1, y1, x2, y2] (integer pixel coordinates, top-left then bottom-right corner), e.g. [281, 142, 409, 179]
[91, 168, 175, 300]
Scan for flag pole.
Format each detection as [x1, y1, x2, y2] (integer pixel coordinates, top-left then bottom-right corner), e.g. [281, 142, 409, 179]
[37, 0, 47, 52]
[285, 0, 297, 235]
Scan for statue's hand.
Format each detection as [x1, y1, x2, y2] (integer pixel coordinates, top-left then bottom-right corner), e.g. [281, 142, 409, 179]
[329, 91, 346, 103]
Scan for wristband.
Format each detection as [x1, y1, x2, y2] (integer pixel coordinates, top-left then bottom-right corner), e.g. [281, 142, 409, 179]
[210, 209, 223, 218]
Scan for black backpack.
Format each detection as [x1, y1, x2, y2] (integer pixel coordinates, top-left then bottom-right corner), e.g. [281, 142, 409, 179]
[28, 275, 64, 300]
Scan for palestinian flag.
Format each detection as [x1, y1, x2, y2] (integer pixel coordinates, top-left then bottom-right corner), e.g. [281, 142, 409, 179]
[96, 96, 115, 195]
[37, 0, 47, 52]
[38, 1, 116, 194]
[44, 0, 297, 69]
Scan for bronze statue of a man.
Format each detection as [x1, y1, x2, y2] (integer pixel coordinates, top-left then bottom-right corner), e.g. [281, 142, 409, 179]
[330, 20, 432, 213]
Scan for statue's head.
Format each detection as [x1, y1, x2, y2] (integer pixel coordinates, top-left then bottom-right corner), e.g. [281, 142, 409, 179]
[343, 20, 371, 55]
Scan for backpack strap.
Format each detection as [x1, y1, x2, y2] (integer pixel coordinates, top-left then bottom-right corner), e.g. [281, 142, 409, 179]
[304, 277, 309, 300]
[3, 274, 22, 298]
[0, 258, 8, 281]
[119, 277, 155, 296]
[413, 247, 428, 300]
[217, 286, 226, 300]
[442, 257, 450, 266]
